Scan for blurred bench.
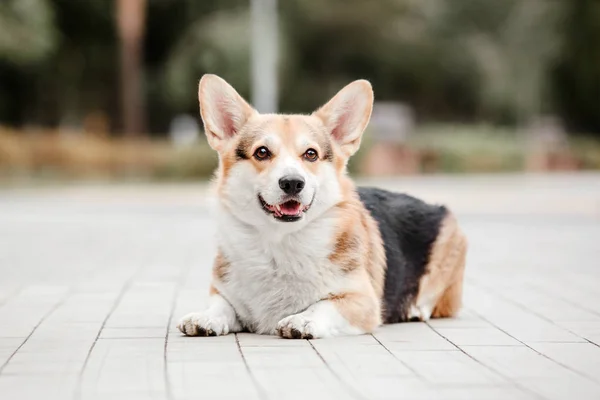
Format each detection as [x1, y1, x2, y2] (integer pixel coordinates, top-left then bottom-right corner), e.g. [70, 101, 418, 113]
[525, 116, 580, 171]
[361, 102, 437, 175]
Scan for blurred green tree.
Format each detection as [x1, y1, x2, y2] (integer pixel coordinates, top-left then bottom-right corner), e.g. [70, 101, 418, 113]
[0, 0, 57, 124]
[0, 0, 598, 137]
[0, 0, 116, 128]
[552, 0, 600, 133]
[0, 0, 57, 65]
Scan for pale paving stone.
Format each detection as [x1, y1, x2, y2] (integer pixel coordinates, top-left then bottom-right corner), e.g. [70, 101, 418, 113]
[0, 284, 121, 375]
[167, 362, 261, 400]
[1, 174, 600, 399]
[374, 322, 457, 351]
[328, 376, 429, 400]
[105, 282, 177, 328]
[311, 335, 415, 378]
[79, 338, 167, 399]
[495, 287, 600, 324]
[250, 367, 352, 400]
[388, 350, 507, 385]
[432, 327, 523, 346]
[309, 336, 418, 399]
[100, 327, 167, 339]
[0, 285, 21, 307]
[557, 321, 600, 345]
[527, 342, 600, 382]
[168, 330, 235, 344]
[0, 285, 68, 338]
[364, 381, 537, 400]
[241, 343, 358, 399]
[583, 335, 600, 346]
[167, 336, 243, 363]
[0, 338, 22, 366]
[529, 279, 600, 319]
[167, 336, 261, 400]
[242, 345, 326, 368]
[427, 309, 490, 329]
[459, 346, 600, 399]
[48, 292, 122, 324]
[523, 377, 600, 400]
[0, 374, 81, 400]
[557, 320, 600, 335]
[464, 284, 585, 343]
[237, 332, 311, 347]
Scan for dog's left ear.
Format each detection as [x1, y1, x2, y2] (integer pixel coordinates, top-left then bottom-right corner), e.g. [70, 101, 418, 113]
[198, 74, 256, 151]
[313, 80, 374, 157]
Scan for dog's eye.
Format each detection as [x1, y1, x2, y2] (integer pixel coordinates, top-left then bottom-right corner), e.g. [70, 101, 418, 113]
[304, 148, 318, 162]
[253, 146, 271, 160]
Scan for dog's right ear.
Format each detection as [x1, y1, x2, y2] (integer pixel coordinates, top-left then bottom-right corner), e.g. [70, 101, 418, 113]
[313, 80, 374, 157]
[198, 74, 256, 151]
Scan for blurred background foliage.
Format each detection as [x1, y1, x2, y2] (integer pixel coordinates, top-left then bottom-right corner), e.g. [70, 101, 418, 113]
[0, 0, 599, 181]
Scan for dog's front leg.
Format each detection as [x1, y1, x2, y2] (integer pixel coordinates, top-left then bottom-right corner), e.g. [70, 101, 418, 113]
[177, 288, 241, 336]
[276, 292, 380, 339]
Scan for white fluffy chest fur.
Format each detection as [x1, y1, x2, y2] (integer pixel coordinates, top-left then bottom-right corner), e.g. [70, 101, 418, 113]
[214, 209, 349, 334]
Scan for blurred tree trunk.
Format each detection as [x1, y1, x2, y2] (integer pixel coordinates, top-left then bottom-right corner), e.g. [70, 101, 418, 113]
[116, 0, 146, 137]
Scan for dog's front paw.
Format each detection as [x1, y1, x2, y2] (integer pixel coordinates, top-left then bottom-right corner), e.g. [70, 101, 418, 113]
[276, 314, 319, 339]
[177, 312, 231, 337]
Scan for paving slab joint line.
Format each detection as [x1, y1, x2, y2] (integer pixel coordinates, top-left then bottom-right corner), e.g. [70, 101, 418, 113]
[164, 250, 197, 400]
[73, 244, 160, 399]
[465, 305, 600, 387]
[0, 288, 70, 375]
[164, 290, 178, 400]
[307, 339, 368, 400]
[73, 279, 134, 400]
[524, 287, 600, 348]
[528, 283, 600, 320]
[468, 280, 600, 380]
[473, 279, 595, 339]
[516, 283, 600, 350]
[425, 322, 547, 400]
[235, 333, 269, 400]
[370, 333, 424, 379]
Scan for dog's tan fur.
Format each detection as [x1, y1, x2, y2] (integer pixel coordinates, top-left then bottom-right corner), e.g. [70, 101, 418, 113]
[212, 251, 230, 283]
[324, 190, 387, 331]
[415, 213, 468, 319]
[326, 289, 380, 332]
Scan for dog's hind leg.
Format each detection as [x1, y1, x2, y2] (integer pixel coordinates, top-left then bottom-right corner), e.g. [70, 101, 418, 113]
[412, 213, 468, 320]
[431, 248, 466, 318]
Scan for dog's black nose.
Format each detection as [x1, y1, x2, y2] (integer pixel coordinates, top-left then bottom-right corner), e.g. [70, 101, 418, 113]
[279, 176, 305, 195]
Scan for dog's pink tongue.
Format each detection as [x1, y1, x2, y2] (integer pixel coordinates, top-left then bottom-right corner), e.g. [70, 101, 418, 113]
[280, 201, 301, 216]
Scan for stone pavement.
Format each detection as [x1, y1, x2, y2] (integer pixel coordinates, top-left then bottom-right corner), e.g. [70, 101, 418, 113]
[0, 173, 599, 400]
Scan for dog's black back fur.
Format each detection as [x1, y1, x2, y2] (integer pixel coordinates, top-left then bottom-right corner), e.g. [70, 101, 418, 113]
[358, 187, 448, 323]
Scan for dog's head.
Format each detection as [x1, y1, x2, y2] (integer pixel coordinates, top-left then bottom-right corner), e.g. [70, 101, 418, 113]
[199, 74, 373, 231]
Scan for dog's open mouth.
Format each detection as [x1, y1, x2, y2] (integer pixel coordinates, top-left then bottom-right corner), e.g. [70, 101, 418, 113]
[258, 195, 311, 222]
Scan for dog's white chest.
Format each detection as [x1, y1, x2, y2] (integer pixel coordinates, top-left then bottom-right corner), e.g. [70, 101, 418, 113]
[216, 216, 339, 334]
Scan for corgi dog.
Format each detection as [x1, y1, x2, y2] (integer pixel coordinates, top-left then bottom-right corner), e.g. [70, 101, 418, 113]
[177, 75, 467, 339]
